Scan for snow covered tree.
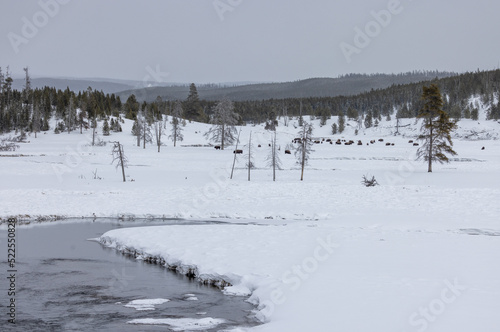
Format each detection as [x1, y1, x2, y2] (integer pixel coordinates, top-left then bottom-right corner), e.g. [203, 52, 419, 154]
[153, 114, 165, 152]
[169, 101, 184, 147]
[364, 110, 373, 128]
[266, 131, 282, 181]
[142, 115, 152, 149]
[131, 112, 150, 147]
[416, 84, 458, 172]
[204, 97, 239, 150]
[471, 108, 479, 121]
[91, 118, 97, 146]
[102, 118, 110, 136]
[295, 122, 313, 181]
[346, 107, 358, 120]
[331, 123, 338, 135]
[338, 114, 345, 133]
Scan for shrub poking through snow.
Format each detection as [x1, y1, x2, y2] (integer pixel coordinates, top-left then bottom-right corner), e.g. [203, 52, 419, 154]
[0, 137, 20, 151]
[361, 174, 378, 187]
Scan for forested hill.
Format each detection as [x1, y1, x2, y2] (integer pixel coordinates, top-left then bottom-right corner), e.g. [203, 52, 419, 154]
[116, 71, 457, 102]
[235, 69, 500, 123]
[11, 78, 136, 94]
[1, 68, 499, 136]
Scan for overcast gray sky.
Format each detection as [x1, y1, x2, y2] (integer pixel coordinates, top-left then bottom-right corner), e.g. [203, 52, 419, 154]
[1, 0, 499, 83]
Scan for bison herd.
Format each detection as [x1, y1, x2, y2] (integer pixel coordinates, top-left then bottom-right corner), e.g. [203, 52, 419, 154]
[214, 137, 422, 154]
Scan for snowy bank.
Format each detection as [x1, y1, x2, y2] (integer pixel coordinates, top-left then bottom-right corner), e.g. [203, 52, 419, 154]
[99, 218, 500, 331]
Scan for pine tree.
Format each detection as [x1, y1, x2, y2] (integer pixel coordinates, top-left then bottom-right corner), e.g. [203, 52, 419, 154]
[124, 94, 139, 120]
[102, 119, 110, 136]
[183, 83, 202, 121]
[364, 110, 373, 128]
[31, 98, 41, 138]
[338, 114, 345, 133]
[347, 107, 358, 120]
[416, 84, 458, 172]
[331, 123, 338, 135]
[471, 108, 479, 120]
[66, 96, 76, 134]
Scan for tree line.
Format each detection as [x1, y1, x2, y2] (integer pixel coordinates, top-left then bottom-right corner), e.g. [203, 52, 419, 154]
[1, 66, 499, 139]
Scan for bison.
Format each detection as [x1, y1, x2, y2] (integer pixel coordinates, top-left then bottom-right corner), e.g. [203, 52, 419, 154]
[214, 146, 221, 150]
[413, 143, 419, 146]
[233, 149, 243, 154]
[285, 150, 291, 154]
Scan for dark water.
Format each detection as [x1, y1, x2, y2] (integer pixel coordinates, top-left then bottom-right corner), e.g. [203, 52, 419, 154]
[0, 219, 258, 331]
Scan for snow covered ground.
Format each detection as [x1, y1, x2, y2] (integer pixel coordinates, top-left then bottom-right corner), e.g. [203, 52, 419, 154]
[1, 113, 499, 331]
[1, 114, 499, 222]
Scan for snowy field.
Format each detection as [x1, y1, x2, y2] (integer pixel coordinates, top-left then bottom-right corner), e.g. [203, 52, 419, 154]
[1, 113, 500, 331]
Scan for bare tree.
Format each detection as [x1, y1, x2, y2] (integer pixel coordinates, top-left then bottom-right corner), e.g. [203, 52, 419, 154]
[111, 141, 128, 182]
[295, 122, 314, 181]
[246, 131, 255, 181]
[169, 101, 184, 147]
[153, 115, 165, 152]
[131, 111, 150, 148]
[205, 97, 239, 150]
[230, 128, 241, 180]
[266, 131, 282, 181]
[282, 101, 289, 127]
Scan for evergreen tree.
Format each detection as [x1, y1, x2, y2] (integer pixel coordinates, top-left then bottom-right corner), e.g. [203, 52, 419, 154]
[471, 108, 479, 120]
[416, 84, 458, 172]
[331, 123, 338, 135]
[338, 114, 345, 133]
[183, 83, 202, 121]
[102, 119, 110, 136]
[364, 110, 373, 128]
[124, 94, 139, 120]
[346, 107, 358, 120]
